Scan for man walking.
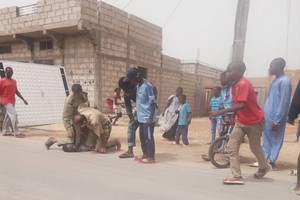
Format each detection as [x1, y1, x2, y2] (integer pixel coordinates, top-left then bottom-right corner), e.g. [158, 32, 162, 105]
[211, 61, 270, 184]
[0, 67, 28, 138]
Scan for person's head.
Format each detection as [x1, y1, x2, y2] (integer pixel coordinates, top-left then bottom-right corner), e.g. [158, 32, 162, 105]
[118, 76, 135, 94]
[178, 94, 186, 104]
[5, 67, 13, 79]
[269, 57, 285, 76]
[114, 87, 121, 93]
[123, 67, 141, 86]
[73, 114, 86, 124]
[226, 60, 246, 82]
[71, 84, 83, 97]
[176, 87, 183, 96]
[212, 86, 221, 97]
[220, 71, 228, 87]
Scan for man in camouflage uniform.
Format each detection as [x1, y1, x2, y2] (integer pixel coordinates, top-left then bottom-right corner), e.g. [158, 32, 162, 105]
[45, 84, 87, 149]
[75, 101, 121, 153]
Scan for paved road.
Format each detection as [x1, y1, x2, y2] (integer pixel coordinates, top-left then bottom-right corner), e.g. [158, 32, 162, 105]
[0, 137, 298, 200]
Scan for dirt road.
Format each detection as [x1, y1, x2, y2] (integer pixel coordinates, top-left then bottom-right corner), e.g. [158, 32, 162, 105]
[20, 117, 300, 174]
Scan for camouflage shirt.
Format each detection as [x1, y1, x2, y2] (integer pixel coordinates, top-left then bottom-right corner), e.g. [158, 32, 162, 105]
[62, 93, 87, 134]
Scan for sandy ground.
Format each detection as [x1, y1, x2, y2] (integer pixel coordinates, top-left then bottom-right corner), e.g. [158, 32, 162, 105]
[18, 116, 300, 175]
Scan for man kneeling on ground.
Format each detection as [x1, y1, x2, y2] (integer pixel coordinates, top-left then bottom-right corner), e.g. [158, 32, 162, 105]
[74, 102, 121, 153]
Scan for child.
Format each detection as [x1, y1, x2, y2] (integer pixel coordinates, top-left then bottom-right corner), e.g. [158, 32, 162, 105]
[209, 86, 222, 143]
[172, 94, 192, 146]
[211, 60, 270, 185]
[110, 88, 124, 126]
[219, 71, 234, 135]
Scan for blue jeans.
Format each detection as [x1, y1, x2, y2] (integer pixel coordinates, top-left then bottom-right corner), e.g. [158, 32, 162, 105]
[128, 119, 139, 147]
[210, 117, 222, 142]
[139, 122, 155, 159]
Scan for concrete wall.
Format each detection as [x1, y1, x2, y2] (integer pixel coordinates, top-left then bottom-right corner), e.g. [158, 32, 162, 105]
[64, 34, 96, 105]
[0, 0, 81, 35]
[0, 0, 221, 116]
[248, 69, 300, 108]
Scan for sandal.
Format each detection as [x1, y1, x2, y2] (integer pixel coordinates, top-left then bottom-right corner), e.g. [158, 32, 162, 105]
[134, 154, 147, 161]
[253, 164, 271, 179]
[201, 154, 210, 161]
[222, 177, 244, 185]
[289, 169, 297, 176]
[139, 158, 156, 164]
[3, 133, 14, 136]
[291, 186, 300, 196]
[119, 152, 134, 158]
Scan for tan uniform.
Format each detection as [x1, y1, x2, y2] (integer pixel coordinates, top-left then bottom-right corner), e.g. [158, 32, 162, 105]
[78, 104, 112, 150]
[60, 93, 87, 145]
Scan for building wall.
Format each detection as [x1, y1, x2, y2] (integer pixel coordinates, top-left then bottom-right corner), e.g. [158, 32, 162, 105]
[0, 0, 222, 116]
[0, 0, 81, 35]
[0, 42, 31, 61]
[64, 34, 96, 105]
[249, 70, 300, 108]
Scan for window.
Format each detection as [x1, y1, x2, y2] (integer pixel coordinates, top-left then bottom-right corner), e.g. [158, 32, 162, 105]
[34, 60, 54, 65]
[40, 40, 53, 50]
[0, 45, 12, 54]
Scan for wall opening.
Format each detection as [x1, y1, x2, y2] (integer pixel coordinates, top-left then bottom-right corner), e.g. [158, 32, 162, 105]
[40, 40, 53, 50]
[0, 45, 12, 54]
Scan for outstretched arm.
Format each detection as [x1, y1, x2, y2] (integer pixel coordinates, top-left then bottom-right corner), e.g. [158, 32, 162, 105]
[16, 90, 28, 105]
[211, 102, 245, 117]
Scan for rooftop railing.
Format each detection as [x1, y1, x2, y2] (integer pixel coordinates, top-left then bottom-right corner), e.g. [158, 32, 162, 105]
[17, 4, 37, 17]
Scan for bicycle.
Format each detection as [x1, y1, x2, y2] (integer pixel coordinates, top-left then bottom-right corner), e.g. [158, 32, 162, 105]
[208, 116, 233, 168]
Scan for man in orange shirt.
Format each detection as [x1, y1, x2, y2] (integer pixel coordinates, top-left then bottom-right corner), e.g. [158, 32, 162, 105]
[211, 61, 270, 185]
[0, 67, 28, 138]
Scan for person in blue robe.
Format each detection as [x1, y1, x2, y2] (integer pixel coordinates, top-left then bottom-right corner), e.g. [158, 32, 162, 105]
[262, 58, 292, 168]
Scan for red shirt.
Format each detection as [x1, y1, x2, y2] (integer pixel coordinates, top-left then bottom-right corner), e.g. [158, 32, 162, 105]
[232, 77, 264, 125]
[0, 78, 17, 104]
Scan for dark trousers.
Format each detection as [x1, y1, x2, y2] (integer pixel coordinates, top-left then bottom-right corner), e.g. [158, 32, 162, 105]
[139, 122, 155, 159]
[175, 125, 189, 145]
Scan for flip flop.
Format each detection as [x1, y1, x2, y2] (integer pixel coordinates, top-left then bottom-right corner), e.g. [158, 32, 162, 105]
[119, 152, 134, 158]
[222, 177, 244, 185]
[291, 187, 300, 196]
[3, 133, 14, 136]
[139, 158, 156, 164]
[134, 155, 147, 161]
[201, 154, 210, 161]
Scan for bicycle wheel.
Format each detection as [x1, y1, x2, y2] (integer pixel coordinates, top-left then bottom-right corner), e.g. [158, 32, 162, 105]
[208, 136, 230, 168]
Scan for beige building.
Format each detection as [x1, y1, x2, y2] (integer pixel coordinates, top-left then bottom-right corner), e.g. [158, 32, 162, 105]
[0, 0, 223, 116]
[249, 69, 300, 107]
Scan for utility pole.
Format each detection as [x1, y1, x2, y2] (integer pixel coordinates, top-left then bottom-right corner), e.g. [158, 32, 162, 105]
[230, 0, 250, 62]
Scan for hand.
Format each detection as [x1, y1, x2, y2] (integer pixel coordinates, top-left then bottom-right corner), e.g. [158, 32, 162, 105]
[67, 131, 73, 139]
[23, 100, 28, 105]
[271, 123, 279, 131]
[146, 118, 152, 127]
[211, 110, 220, 117]
[129, 115, 134, 123]
[287, 118, 295, 126]
[229, 117, 235, 127]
